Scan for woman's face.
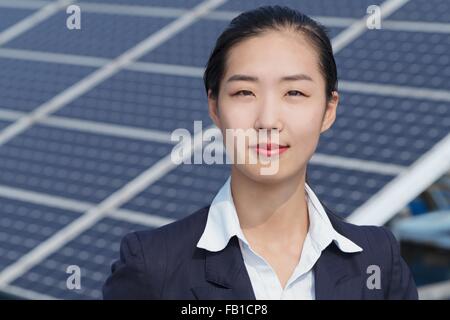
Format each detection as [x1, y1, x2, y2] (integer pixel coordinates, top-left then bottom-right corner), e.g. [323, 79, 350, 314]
[208, 29, 339, 183]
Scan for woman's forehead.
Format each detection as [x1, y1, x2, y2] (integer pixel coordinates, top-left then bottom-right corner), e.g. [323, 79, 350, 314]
[223, 32, 321, 84]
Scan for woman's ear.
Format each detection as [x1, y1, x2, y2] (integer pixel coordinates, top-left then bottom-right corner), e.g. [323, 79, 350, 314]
[320, 91, 339, 134]
[208, 89, 221, 129]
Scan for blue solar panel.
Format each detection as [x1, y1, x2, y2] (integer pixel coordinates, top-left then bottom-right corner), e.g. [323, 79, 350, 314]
[121, 160, 396, 221]
[122, 162, 231, 219]
[0, 120, 12, 130]
[389, 0, 450, 23]
[10, 217, 151, 300]
[0, 7, 35, 32]
[318, 92, 450, 166]
[140, 19, 229, 67]
[0, 58, 95, 112]
[54, 71, 211, 132]
[217, 0, 384, 17]
[140, 19, 345, 66]
[0, 197, 81, 271]
[307, 163, 396, 216]
[4, 12, 173, 58]
[336, 30, 450, 90]
[81, 0, 205, 8]
[0, 125, 173, 202]
[323, 27, 346, 39]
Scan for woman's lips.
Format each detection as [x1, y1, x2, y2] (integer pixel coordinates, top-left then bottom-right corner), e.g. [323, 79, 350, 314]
[251, 143, 289, 156]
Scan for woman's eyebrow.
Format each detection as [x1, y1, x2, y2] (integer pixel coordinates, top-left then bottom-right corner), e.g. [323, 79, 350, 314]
[226, 73, 313, 83]
[280, 74, 314, 82]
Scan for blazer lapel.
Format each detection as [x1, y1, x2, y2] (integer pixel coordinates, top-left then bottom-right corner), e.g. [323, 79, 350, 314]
[314, 205, 364, 300]
[314, 243, 363, 299]
[191, 236, 256, 300]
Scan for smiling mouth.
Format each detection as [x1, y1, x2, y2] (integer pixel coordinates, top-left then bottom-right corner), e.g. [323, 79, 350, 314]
[250, 143, 290, 156]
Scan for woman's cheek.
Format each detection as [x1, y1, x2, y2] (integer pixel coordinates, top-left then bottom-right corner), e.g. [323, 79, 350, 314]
[222, 106, 256, 130]
[286, 118, 321, 152]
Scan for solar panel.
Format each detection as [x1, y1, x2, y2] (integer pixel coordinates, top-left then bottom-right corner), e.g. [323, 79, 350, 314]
[55, 71, 210, 132]
[218, 0, 384, 17]
[0, 58, 95, 112]
[0, 7, 34, 31]
[5, 12, 173, 58]
[336, 30, 450, 90]
[10, 216, 150, 300]
[388, 0, 450, 23]
[0, 196, 81, 276]
[0, 0, 448, 300]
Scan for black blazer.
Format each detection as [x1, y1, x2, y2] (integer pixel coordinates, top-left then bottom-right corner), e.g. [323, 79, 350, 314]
[103, 205, 418, 300]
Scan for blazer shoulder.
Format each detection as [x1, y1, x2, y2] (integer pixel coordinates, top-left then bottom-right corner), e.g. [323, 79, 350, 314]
[331, 215, 400, 261]
[330, 215, 418, 299]
[102, 230, 161, 299]
[326, 210, 397, 254]
[103, 206, 210, 299]
[135, 205, 210, 245]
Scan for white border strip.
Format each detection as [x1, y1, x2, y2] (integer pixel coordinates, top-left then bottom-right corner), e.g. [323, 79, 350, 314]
[0, 0, 49, 10]
[311, 153, 406, 176]
[0, 109, 23, 121]
[0, 109, 175, 144]
[110, 208, 174, 228]
[78, 2, 186, 18]
[0, 110, 177, 148]
[127, 61, 204, 77]
[340, 81, 450, 103]
[347, 133, 450, 226]
[383, 20, 450, 34]
[332, 0, 410, 53]
[0, 0, 73, 47]
[41, 116, 175, 144]
[0, 48, 109, 68]
[0, 184, 91, 212]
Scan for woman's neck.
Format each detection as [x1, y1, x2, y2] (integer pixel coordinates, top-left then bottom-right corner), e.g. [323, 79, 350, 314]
[230, 166, 309, 246]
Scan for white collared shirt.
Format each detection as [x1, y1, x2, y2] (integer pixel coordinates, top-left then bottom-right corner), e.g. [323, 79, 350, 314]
[197, 176, 363, 300]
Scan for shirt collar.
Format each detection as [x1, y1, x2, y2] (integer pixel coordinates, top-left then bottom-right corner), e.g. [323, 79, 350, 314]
[196, 176, 363, 254]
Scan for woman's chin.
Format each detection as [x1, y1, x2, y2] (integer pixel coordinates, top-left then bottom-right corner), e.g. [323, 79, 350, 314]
[234, 162, 296, 185]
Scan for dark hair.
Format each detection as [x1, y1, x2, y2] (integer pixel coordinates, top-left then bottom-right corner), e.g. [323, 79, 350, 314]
[203, 5, 338, 101]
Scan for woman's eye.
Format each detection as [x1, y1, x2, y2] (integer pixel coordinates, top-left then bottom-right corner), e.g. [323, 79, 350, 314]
[233, 90, 254, 97]
[287, 90, 305, 97]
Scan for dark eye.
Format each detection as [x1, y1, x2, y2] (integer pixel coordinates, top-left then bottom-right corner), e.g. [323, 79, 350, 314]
[287, 90, 305, 96]
[234, 90, 254, 97]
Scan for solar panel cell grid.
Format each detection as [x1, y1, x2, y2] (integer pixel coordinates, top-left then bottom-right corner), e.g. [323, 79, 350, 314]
[10, 217, 151, 300]
[218, 0, 384, 17]
[0, 58, 95, 112]
[0, 7, 35, 32]
[0, 197, 81, 272]
[4, 12, 173, 58]
[389, 0, 450, 23]
[54, 71, 211, 132]
[0, 125, 173, 202]
[336, 31, 450, 90]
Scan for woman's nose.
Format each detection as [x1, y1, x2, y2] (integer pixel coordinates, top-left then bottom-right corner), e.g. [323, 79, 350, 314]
[254, 97, 284, 131]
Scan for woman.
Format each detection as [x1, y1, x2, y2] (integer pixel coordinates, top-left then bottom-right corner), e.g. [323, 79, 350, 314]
[103, 6, 418, 300]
